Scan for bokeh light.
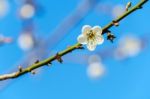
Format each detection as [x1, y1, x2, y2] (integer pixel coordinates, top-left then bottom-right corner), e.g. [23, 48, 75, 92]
[19, 4, 35, 19]
[0, 0, 9, 18]
[18, 32, 34, 51]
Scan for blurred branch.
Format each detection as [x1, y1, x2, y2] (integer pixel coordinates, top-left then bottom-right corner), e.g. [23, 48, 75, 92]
[0, 34, 12, 46]
[0, 0, 148, 81]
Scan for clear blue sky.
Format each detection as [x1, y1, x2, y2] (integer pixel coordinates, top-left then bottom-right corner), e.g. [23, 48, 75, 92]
[0, 0, 150, 99]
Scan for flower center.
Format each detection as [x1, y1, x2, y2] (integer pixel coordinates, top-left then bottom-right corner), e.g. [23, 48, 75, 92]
[87, 30, 95, 40]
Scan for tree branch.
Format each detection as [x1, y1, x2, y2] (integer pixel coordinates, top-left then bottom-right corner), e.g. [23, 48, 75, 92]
[0, 0, 148, 81]
[102, 0, 148, 34]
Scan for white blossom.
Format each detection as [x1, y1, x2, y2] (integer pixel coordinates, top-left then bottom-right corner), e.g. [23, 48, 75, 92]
[18, 33, 34, 51]
[87, 54, 105, 79]
[112, 4, 125, 18]
[0, 0, 9, 18]
[114, 35, 142, 60]
[20, 4, 35, 19]
[77, 25, 104, 51]
[87, 62, 105, 79]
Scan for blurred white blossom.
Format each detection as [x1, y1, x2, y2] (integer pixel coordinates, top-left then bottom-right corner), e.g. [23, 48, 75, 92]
[87, 54, 105, 79]
[114, 35, 142, 60]
[112, 4, 125, 18]
[18, 33, 34, 51]
[0, 0, 9, 18]
[77, 25, 104, 51]
[88, 54, 101, 64]
[87, 62, 105, 79]
[20, 4, 35, 19]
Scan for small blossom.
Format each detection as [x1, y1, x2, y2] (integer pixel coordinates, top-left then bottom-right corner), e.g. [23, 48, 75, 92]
[18, 32, 34, 51]
[77, 25, 104, 51]
[112, 5, 125, 18]
[114, 35, 142, 60]
[0, 0, 9, 18]
[87, 62, 105, 79]
[20, 4, 35, 19]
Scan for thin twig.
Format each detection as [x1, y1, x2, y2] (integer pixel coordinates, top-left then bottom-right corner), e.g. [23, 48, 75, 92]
[0, 0, 148, 81]
[102, 0, 148, 34]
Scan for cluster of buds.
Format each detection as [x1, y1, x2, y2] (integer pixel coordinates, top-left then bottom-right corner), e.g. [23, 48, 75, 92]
[107, 32, 116, 43]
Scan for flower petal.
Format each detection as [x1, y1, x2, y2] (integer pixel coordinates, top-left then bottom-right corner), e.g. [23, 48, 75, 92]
[92, 26, 102, 35]
[82, 25, 92, 34]
[77, 34, 87, 44]
[87, 39, 97, 51]
[95, 34, 104, 45]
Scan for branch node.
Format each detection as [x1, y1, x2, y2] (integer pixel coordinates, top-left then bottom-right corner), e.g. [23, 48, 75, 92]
[34, 60, 40, 64]
[76, 45, 84, 49]
[137, 6, 143, 9]
[55, 53, 63, 63]
[112, 20, 119, 27]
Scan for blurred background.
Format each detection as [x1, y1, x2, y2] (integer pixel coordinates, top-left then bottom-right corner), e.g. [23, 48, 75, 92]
[0, 0, 150, 99]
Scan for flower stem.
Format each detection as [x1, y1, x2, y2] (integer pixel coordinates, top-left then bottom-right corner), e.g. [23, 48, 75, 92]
[0, 0, 148, 81]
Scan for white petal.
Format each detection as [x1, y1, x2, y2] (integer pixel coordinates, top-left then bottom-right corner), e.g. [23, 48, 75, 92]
[95, 34, 104, 45]
[77, 34, 87, 44]
[92, 26, 102, 35]
[87, 39, 97, 51]
[82, 25, 92, 34]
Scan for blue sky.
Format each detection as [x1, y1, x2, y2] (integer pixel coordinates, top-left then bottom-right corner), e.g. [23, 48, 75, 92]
[0, 0, 150, 99]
